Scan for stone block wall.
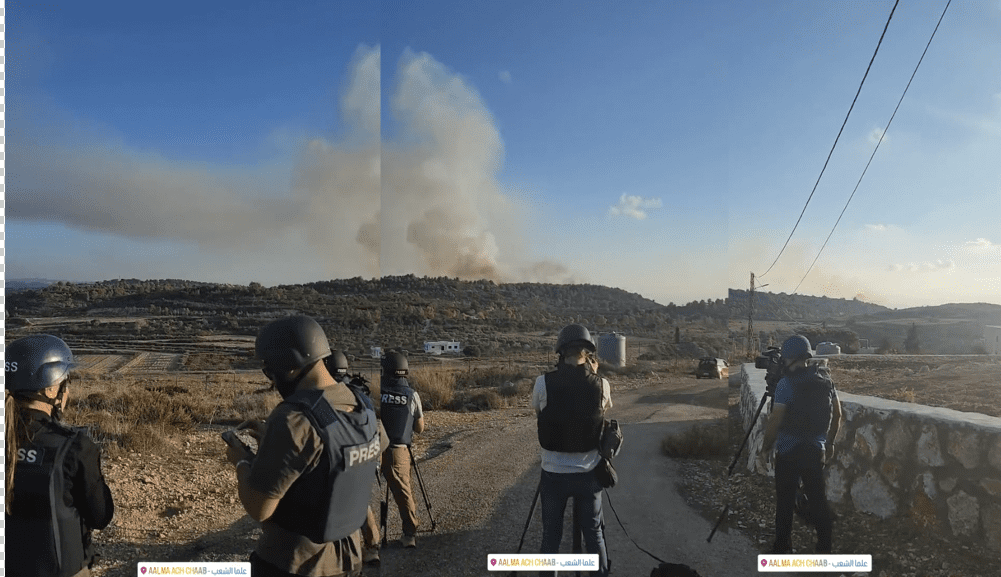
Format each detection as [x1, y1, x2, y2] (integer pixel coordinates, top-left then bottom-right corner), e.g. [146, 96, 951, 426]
[739, 364, 1001, 552]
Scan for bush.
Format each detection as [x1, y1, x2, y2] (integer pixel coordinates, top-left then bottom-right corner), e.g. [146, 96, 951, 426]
[661, 421, 729, 458]
[449, 389, 505, 412]
[409, 366, 457, 410]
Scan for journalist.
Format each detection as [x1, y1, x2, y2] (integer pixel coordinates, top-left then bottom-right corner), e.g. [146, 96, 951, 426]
[228, 316, 385, 577]
[5, 335, 115, 577]
[759, 335, 843, 554]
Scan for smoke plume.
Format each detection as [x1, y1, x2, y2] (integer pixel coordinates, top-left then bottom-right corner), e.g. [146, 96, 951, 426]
[7, 45, 572, 284]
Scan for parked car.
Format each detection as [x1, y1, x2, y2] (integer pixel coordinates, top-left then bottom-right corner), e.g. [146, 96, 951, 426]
[695, 357, 728, 379]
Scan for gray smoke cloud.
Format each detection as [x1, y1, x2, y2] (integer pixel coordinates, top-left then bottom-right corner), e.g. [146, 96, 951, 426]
[7, 44, 573, 284]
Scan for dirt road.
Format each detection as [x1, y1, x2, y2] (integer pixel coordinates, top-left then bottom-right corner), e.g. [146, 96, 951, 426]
[93, 375, 760, 576]
[378, 377, 760, 576]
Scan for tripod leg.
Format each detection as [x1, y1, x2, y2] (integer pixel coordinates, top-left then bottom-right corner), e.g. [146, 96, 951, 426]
[381, 475, 389, 547]
[408, 445, 437, 532]
[517, 478, 542, 553]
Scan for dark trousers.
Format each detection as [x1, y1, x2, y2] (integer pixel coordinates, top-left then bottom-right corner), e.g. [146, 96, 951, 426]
[539, 469, 609, 577]
[773, 444, 833, 553]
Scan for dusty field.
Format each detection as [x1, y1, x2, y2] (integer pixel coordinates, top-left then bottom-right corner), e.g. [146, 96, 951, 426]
[67, 355, 1001, 576]
[825, 355, 1001, 418]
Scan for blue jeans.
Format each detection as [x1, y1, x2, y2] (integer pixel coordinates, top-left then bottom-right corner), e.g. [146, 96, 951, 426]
[539, 469, 609, 576]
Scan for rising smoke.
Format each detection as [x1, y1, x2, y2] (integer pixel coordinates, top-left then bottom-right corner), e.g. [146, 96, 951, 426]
[7, 44, 573, 285]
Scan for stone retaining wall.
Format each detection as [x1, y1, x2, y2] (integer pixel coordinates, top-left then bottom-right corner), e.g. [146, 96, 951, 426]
[739, 363, 1001, 552]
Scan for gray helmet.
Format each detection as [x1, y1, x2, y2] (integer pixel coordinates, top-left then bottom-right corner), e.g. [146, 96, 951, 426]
[781, 335, 813, 362]
[5, 335, 76, 392]
[327, 349, 349, 376]
[556, 324, 596, 353]
[256, 316, 331, 378]
[382, 350, 409, 376]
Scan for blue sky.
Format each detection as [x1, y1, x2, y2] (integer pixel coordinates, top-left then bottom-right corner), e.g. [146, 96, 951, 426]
[5, 1, 1000, 309]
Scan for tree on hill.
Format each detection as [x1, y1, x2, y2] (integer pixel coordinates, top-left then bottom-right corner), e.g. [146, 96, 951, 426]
[904, 323, 921, 354]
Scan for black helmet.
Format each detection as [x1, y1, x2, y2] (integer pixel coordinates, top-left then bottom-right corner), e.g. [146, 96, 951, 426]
[555, 324, 596, 354]
[256, 316, 331, 378]
[382, 350, 409, 376]
[327, 349, 349, 376]
[781, 335, 813, 362]
[5, 335, 76, 392]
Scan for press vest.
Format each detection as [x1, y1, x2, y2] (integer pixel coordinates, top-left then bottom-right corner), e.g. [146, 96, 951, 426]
[537, 364, 604, 453]
[268, 387, 380, 544]
[380, 377, 416, 446]
[778, 364, 835, 445]
[6, 420, 90, 577]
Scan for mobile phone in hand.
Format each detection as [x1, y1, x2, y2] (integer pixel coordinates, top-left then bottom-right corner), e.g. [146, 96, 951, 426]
[222, 430, 256, 457]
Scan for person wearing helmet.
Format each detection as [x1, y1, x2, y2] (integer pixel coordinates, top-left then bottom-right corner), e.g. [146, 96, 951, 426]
[228, 316, 385, 577]
[378, 349, 425, 549]
[5, 335, 115, 577]
[531, 324, 612, 576]
[325, 348, 383, 567]
[758, 335, 843, 554]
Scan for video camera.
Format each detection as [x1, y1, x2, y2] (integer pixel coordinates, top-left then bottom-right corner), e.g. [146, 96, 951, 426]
[346, 373, 371, 396]
[754, 346, 784, 396]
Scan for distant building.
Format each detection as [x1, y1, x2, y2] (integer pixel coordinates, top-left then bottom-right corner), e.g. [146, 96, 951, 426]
[985, 326, 1001, 356]
[424, 340, 461, 355]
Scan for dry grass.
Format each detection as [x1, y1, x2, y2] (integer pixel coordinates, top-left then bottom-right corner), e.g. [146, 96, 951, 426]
[661, 420, 730, 458]
[894, 386, 918, 404]
[65, 372, 277, 456]
[408, 366, 459, 410]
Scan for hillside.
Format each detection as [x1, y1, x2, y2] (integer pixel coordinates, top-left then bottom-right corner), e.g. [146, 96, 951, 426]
[6, 277, 997, 359]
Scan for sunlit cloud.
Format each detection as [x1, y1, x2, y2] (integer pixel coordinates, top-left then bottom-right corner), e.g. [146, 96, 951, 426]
[889, 259, 955, 273]
[608, 193, 662, 220]
[865, 224, 889, 231]
[965, 238, 995, 249]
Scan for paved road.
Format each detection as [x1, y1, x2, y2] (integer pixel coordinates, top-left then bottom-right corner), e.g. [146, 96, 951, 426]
[378, 377, 763, 576]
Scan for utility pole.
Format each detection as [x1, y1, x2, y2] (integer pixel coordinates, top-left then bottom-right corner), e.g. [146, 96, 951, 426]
[746, 272, 755, 358]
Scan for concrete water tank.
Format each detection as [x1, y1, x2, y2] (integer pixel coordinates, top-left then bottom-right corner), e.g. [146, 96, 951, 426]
[816, 342, 841, 355]
[598, 333, 627, 367]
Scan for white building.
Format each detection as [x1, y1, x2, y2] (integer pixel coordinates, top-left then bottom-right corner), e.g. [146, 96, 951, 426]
[424, 341, 461, 355]
[985, 326, 1001, 356]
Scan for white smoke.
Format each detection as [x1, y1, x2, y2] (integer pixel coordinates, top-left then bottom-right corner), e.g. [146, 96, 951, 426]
[7, 44, 573, 284]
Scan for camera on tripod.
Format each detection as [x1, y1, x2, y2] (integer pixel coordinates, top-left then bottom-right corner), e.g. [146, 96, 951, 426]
[754, 346, 784, 395]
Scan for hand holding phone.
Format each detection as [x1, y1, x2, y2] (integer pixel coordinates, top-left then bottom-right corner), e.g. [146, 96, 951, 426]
[222, 429, 256, 458]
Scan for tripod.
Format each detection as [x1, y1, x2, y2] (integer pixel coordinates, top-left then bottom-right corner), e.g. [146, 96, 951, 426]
[407, 445, 438, 533]
[706, 374, 776, 543]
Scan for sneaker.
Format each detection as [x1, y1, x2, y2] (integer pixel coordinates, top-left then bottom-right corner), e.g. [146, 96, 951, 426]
[363, 547, 380, 566]
[402, 534, 417, 548]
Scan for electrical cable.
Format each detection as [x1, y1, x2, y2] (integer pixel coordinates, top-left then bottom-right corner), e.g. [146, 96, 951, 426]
[793, 0, 952, 294]
[760, 0, 900, 279]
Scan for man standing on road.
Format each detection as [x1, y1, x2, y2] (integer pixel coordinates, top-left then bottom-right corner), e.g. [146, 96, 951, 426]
[532, 324, 612, 576]
[326, 349, 384, 567]
[226, 316, 384, 577]
[759, 335, 843, 554]
[379, 349, 426, 549]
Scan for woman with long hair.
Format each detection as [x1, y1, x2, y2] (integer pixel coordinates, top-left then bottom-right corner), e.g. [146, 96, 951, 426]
[5, 335, 115, 577]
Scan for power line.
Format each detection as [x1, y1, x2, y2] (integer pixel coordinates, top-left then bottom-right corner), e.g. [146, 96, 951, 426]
[760, 0, 900, 279]
[793, 0, 953, 295]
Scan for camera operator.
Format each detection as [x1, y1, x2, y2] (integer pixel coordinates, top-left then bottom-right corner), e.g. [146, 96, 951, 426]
[5, 335, 115, 577]
[532, 324, 612, 577]
[228, 316, 385, 577]
[758, 335, 842, 554]
[326, 349, 384, 567]
[378, 350, 425, 549]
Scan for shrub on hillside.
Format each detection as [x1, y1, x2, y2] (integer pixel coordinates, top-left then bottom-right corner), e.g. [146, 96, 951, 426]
[661, 421, 729, 458]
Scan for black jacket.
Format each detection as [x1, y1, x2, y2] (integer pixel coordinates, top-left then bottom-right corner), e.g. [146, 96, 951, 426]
[6, 410, 114, 577]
